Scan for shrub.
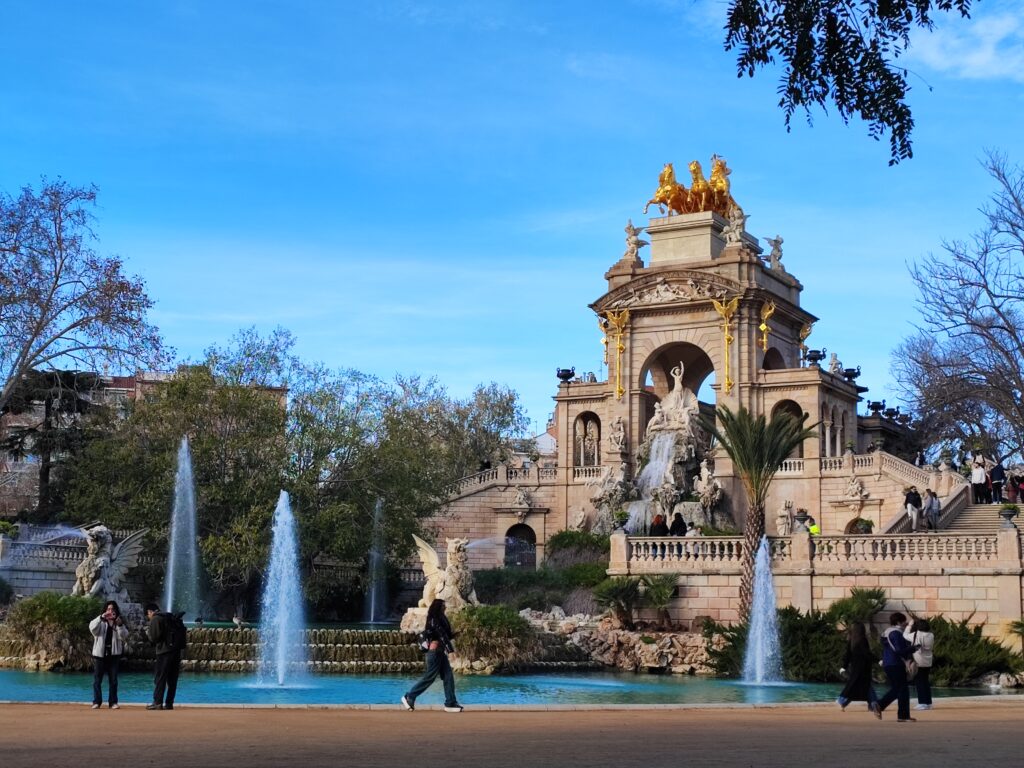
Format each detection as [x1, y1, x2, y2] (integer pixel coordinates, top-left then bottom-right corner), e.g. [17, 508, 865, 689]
[928, 616, 1023, 686]
[0, 521, 17, 538]
[592, 576, 642, 627]
[825, 587, 887, 628]
[473, 568, 568, 610]
[543, 530, 609, 569]
[1, 592, 104, 670]
[777, 607, 847, 682]
[703, 609, 846, 682]
[560, 562, 608, 589]
[449, 604, 542, 670]
[0, 576, 13, 605]
[562, 586, 599, 616]
[641, 573, 678, 628]
[701, 618, 746, 677]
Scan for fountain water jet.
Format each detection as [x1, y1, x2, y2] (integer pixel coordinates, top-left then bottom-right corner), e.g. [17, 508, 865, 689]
[258, 490, 308, 686]
[165, 437, 200, 618]
[742, 536, 783, 684]
[362, 499, 388, 623]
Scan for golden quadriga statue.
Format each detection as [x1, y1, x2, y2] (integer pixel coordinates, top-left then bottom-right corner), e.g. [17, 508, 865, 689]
[644, 155, 736, 218]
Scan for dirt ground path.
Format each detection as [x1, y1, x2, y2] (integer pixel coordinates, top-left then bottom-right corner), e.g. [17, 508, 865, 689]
[1, 699, 1021, 768]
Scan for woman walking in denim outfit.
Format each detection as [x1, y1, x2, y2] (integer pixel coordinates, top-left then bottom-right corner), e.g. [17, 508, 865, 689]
[401, 599, 463, 713]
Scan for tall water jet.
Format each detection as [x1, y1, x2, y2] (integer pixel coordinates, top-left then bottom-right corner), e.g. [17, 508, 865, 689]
[362, 498, 387, 623]
[742, 536, 783, 684]
[165, 437, 200, 618]
[258, 490, 308, 686]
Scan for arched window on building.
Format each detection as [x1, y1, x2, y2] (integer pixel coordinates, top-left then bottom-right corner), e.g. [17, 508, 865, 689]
[573, 413, 601, 466]
[773, 400, 806, 458]
[504, 524, 536, 569]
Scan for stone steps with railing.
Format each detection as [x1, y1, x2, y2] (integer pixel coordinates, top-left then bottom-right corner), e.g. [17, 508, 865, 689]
[944, 504, 1011, 534]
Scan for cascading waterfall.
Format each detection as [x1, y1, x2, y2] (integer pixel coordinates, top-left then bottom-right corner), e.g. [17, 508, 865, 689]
[362, 498, 387, 623]
[742, 536, 783, 684]
[625, 432, 677, 533]
[164, 437, 200, 618]
[258, 490, 308, 686]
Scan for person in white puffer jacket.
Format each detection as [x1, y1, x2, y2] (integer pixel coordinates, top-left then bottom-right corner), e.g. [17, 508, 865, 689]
[89, 600, 130, 709]
[904, 618, 935, 710]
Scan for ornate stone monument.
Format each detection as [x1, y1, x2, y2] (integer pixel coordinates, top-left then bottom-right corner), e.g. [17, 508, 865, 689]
[401, 534, 480, 633]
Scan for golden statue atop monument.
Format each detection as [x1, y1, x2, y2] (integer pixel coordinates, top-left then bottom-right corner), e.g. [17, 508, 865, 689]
[643, 155, 736, 217]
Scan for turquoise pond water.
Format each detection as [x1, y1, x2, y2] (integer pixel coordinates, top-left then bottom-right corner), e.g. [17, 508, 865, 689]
[0, 669, 1006, 706]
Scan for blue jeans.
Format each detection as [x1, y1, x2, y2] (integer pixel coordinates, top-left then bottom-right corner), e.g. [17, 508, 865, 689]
[405, 650, 458, 707]
[837, 687, 878, 708]
[92, 655, 121, 706]
[878, 664, 911, 719]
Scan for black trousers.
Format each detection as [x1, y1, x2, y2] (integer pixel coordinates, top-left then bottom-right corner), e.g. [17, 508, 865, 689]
[92, 655, 121, 705]
[153, 651, 182, 706]
[878, 663, 911, 720]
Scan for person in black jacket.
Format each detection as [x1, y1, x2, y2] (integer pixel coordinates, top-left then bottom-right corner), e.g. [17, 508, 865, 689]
[401, 599, 463, 712]
[668, 512, 688, 536]
[145, 602, 181, 711]
[836, 621, 882, 719]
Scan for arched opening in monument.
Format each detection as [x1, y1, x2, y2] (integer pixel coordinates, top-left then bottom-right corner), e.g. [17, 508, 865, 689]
[771, 399, 806, 458]
[761, 347, 786, 370]
[573, 412, 601, 466]
[503, 524, 536, 569]
[639, 343, 715, 438]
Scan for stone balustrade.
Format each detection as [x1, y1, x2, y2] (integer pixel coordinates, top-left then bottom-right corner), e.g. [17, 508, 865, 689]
[608, 528, 1024, 638]
[572, 466, 604, 482]
[445, 464, 559, 499]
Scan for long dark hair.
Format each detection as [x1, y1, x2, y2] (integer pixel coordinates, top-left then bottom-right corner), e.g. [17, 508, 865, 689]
[103, 600, 122, 617]
[848, 621, 868, 649]
[426, 599, 446, 622]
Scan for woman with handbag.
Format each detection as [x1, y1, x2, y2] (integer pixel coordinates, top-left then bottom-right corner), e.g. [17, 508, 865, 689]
[836, 621, 882, 719]
[905, 618, 935, 710]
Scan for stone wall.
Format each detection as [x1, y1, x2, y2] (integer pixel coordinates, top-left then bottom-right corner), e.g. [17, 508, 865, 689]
[610, 529, 1024, 642]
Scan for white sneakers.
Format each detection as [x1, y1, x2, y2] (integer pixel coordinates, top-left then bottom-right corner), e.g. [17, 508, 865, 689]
[400, 695, 414, 711]
[443, 705, 464, 713]
[914, 703, 933, 710]
[90, 704, 101, 709]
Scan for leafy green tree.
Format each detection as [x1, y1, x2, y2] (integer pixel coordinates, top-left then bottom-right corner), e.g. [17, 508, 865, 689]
[724, 0, 972, 163]
[0, 179, 164, 415]
[700, 405, 816, 620]
[0, 369, 104, 519]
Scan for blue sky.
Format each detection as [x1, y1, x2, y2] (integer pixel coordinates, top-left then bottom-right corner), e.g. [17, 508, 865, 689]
[3, 1, 1023, 434]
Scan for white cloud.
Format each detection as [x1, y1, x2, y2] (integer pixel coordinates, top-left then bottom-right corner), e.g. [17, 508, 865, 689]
[909, 11, 1024, 82]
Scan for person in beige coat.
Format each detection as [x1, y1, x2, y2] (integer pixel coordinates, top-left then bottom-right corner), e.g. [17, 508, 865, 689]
[904, 618, 935, 710]
[89, 600, 129, 709]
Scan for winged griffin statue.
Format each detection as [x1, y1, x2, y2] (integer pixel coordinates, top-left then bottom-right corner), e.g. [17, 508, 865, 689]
[71, 525, 148, 604]
[412, 534, 480, 612]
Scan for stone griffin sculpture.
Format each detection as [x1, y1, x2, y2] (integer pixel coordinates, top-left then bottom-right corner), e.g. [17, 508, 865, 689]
[71, 525, 147, 603]
[412, 534, 480, 612]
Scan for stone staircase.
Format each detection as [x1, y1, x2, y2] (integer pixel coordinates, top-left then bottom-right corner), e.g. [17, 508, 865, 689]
[942, 503, 1007, 535]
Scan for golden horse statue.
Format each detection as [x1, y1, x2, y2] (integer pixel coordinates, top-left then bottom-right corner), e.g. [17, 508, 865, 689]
[643, 162, 689, 216]
[688, 160, 712, 213]
[709, 154, 734, 215]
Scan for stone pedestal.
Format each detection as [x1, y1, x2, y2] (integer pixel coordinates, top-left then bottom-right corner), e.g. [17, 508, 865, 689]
[400, 607, 427, 633]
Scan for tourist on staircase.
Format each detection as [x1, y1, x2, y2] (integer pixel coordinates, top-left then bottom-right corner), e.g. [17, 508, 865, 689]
[971, 456, 989, 504]
[990, 461, 1006, 504]
[922, 489, 941, 532]
[878, 612, 920, 722]
[904, 486, 922, 532]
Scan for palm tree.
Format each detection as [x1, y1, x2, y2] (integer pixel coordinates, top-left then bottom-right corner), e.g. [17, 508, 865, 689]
[700, 405, 816, 620]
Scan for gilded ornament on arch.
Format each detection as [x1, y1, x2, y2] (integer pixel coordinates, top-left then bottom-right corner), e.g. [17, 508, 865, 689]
[759, 301, 776, 352]
[711, 296, 740, 395]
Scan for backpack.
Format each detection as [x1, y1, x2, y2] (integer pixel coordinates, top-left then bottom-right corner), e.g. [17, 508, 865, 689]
[166, 611, 188, 652]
